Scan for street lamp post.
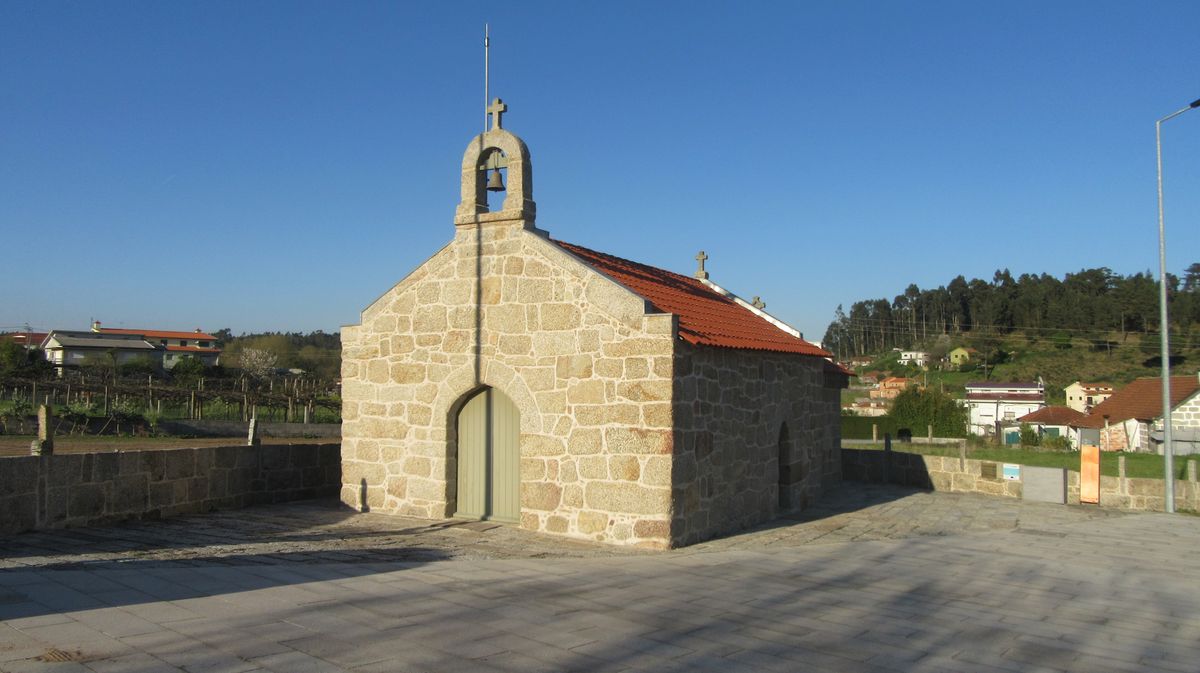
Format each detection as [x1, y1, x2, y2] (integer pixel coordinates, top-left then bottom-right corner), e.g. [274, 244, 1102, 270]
[1155, 96, 1200, 514]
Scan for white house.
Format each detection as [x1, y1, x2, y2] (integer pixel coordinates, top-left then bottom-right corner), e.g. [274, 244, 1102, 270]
[898, 351, 931, 368]
[92, 322, 221, 369]
[41, 330, 160, 372]
[964, 381, 1045, 436]
[40, 323, 222, 374]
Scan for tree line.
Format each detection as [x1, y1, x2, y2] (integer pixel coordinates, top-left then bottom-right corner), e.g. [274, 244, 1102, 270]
[822, 263, 1200, 359]
[217, 330, 341, 382]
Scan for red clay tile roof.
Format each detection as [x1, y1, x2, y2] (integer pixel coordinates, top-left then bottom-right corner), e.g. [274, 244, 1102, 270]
[555, 240, 829, 357]
[1075, 376, 1200, 428]
[1018, 406, 1086, 426]
[0, 332, 48, 346]
[824, 360, 855, 377]
[966, 381, 1042, 389]
[99, 328, 218, 341]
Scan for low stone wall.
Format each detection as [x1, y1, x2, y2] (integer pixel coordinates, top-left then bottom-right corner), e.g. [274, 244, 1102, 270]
[842, 448, 1200, 513]
[0, 443, 341, 535]
[1064, 470, 1200, 511]
[842, 449, 1021, 498]
[157, 419, 341, 439]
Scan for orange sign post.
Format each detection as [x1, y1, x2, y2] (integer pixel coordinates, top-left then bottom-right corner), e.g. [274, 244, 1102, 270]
[1080, 445, 1101, 504]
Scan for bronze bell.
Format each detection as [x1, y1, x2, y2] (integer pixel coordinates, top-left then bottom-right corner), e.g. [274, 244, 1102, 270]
[486, 168, 505, 192]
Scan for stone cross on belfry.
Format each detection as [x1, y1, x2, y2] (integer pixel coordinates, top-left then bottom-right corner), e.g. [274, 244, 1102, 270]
[694, 251, 709, 280]
[751, 296, 766, 310]
[488, 98, 507, 130]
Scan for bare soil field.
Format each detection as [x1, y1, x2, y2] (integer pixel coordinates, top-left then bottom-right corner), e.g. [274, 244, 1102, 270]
[0, 435, 332, 457]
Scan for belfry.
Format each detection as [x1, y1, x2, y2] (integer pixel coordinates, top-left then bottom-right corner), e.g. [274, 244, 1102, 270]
[341, 102, 847, 547]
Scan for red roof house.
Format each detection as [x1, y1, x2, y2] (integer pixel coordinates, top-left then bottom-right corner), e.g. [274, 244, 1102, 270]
[1074, 376, 1200, 452]
[92, 322, 221, 368]
[1018, 406, 1087, 426]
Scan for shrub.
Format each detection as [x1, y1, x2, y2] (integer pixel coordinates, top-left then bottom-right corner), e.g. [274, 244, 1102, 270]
[890, 387, 968, 438]
[118, 356, 159, 378]
[0, 399, 33, 434]
[171, 356, 206, 387]
[1042, 435, 1073, 451]
[1019, 423, 1039, 447]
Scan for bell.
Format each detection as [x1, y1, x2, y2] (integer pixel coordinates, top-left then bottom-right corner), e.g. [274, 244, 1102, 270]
[486, 169, 505, 192]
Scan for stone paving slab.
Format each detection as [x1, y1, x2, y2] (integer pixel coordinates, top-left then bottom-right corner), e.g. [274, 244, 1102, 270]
[2, 485, 1198, 672]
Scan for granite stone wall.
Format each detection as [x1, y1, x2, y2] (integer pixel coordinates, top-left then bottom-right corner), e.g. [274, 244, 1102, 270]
[841, 448, 1200, 512]
[341, 222, 679, 548]
[1175, 393, 1200, 426]
[672, 345, 842, 546]
[0, 443, 340, 535]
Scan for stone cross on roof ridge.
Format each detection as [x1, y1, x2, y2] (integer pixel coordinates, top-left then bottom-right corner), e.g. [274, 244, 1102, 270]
[694, 251, 709, 280]
[488, 98, 507, 130]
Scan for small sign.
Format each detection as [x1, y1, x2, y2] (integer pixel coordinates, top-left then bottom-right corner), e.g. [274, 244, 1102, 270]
[1002, 464, 1021, 481]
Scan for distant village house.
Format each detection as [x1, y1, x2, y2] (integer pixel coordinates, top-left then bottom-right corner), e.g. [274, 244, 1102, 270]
[1073, 376, 1200, 454]
[1063, 381, 1113, 414]
[898, 351, 930, 368]
[964, 381, 1045, 436]
[948, 346, 977, 368]
[39, 321, 220, 374]
[869, 376, 915, 401]
[1015, 406, 1086, 447]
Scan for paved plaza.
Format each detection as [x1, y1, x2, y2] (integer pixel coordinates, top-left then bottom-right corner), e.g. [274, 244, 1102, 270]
[2, 486, 1198, 672]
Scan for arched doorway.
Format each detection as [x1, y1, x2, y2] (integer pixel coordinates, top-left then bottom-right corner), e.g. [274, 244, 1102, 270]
[455, 387, 520, 522]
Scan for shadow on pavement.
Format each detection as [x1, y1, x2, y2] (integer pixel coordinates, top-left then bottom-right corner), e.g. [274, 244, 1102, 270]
[0, 499, 447, 561]
[0, 547, 451, 621]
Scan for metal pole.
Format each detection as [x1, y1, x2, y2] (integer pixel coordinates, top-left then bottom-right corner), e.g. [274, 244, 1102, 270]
[1155, 97, 1200, 513]
[484, 23, 490, 133]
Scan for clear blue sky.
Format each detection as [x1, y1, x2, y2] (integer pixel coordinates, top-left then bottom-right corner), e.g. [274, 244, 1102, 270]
[3, 1, 1199, 342]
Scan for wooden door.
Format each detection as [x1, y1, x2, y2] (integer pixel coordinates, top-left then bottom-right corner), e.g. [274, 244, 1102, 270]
[455, 388, 520, 522]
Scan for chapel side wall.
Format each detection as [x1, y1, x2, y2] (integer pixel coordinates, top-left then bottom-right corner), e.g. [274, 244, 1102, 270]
[671, 344, 840, 546]
[341, 224, 677, 547]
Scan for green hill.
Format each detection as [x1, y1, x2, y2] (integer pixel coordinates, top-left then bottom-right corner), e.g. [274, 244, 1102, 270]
[854, 331, 1198, 403]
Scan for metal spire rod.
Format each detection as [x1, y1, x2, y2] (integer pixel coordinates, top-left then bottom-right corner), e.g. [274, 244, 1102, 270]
[484, 23, 490, 134]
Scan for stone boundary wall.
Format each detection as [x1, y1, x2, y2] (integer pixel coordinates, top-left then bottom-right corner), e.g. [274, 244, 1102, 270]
[0, 443, 341, 536]
[158, 419, 341, 439]
[843, 438, 966, 447]
[841, 448, 1200, 513]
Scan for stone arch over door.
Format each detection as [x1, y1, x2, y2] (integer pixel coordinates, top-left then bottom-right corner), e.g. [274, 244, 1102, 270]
[454, 387, 520, 523]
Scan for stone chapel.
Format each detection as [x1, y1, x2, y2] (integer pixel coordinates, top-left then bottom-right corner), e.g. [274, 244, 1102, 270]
[341, 101, 848, 548]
